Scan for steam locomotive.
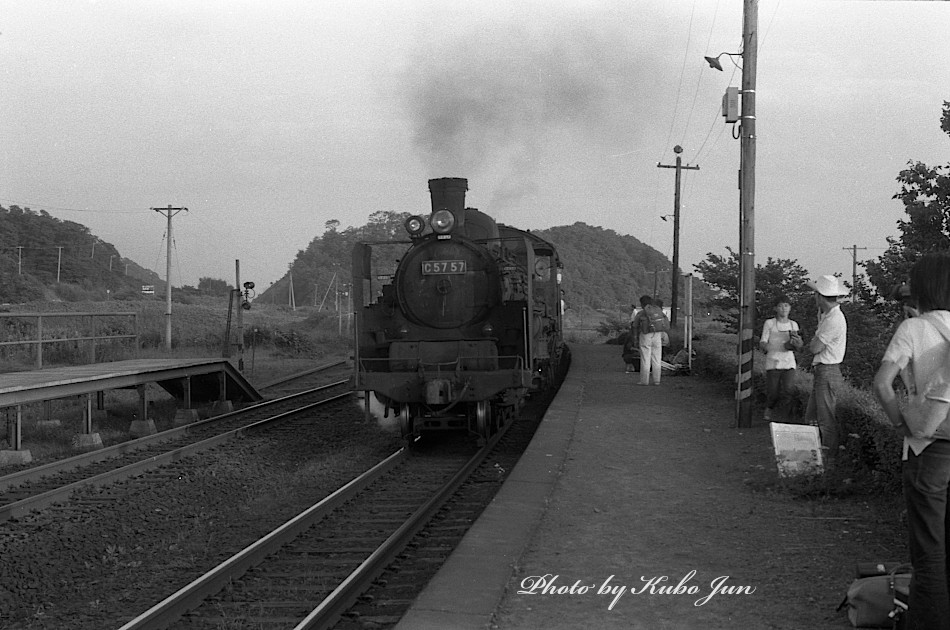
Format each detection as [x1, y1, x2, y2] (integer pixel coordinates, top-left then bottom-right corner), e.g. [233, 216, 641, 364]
[351, 177, 567, 440]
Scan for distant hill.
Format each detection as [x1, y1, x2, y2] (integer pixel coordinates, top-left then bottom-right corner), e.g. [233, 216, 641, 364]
[533, 223, 679, 312]
[0, 205, 163, 303]
[257, 212, 714, 318]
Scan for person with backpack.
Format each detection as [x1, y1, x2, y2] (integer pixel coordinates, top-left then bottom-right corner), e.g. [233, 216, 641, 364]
[873, 252, 950, 629]
[631, 294, 670, 385]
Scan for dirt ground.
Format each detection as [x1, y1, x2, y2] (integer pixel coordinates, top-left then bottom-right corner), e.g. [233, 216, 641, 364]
[489, 343, 907, 630]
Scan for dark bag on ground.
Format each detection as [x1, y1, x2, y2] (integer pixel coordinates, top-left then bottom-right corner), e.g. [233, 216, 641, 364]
[639, 305, 670, 335]
[837, 563, 911, 628]
[621, 334, 638, 367]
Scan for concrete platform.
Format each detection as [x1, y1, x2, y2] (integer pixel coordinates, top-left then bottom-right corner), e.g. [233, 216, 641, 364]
[0, 358, 262, 407]
[395, 343, 871, 630]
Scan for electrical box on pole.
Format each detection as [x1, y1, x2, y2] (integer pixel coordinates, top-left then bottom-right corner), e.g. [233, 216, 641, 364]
[722, 87, 739, 123]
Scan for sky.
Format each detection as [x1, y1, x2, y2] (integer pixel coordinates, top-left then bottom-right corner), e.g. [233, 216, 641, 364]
[1, 0, 948, 294]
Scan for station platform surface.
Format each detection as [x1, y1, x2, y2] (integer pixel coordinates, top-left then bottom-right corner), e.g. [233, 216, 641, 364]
[396, 342, 882, 630]
[0, 358, 261, 407]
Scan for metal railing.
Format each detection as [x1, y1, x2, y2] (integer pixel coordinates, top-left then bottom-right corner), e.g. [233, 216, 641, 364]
[0, 312, 138, 368]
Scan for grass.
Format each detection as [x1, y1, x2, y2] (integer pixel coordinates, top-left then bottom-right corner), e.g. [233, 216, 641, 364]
[0, 299, 351, 461]
[693, 329, 903, 497]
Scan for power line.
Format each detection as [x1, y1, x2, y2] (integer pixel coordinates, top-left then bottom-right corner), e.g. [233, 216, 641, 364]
[0, 197, 139, 214]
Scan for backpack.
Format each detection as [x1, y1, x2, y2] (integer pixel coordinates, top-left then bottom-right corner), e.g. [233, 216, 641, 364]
[640, 305, 670, 335]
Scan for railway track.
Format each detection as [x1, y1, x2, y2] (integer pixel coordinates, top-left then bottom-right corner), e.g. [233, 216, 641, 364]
[257, 360, 350, 398]
[0, 380, 348, 522]
[115, 383, 553, 630]
[118, 432, 500, 629]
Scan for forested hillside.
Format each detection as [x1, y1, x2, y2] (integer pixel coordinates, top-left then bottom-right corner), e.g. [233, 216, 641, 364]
[259, 211, 710, 317]
[533, 223, 677, 312]
[0, 205, 162, 302]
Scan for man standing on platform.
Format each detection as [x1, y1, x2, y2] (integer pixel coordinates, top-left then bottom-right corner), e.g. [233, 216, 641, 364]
[804, 275, 849, 459]
[632, 295, 668, 386]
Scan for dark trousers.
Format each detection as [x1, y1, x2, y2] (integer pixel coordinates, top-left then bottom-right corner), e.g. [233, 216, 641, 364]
[804, 363, 843, 453]
[765, 368, 796, 414]
[903, 440, 950, 629]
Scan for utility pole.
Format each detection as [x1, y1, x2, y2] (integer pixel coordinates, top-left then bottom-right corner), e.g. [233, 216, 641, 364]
[16, 246, 22, 275]
[657, 146, 699, 326]
[736, 0, 758, 428]
[842, 245, 867, 302]
[235, 260, 244, 371]
[55, 246, 63, 283]
[152, 205, 187, 351]
[288, 265, 296, 310]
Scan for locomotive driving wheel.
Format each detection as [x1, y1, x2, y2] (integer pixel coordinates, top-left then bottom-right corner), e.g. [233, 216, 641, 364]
[398, 405, 413, 440]
[475, 400, 491, 440]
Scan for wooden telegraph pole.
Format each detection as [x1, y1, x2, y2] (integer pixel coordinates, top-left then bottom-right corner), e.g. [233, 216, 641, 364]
[842, 245, 867, 302]
[152, 205, 187, 350]
[657, 146, 699, 326]
[736, 0, 758, 428]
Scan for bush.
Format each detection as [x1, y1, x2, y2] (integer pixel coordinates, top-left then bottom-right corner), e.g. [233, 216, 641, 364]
[695, 331, 902, 496]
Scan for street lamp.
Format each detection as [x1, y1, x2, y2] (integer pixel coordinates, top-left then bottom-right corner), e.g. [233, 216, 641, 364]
[660, 214, 673, 222]
[704, 52, 742, 72]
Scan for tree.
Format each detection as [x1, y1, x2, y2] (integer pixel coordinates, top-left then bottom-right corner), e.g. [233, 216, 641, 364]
[197, 277, 232, 296]
[864, 101, 950, 307]
[693, 247, 812, 333]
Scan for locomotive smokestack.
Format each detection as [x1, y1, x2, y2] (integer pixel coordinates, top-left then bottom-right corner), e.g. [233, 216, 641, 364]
[428, 177, 468, 216]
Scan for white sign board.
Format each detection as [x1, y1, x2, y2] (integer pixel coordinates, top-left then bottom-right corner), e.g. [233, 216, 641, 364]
[769, 422, 824, 476]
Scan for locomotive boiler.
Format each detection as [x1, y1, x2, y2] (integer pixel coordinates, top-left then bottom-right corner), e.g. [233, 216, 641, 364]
[351, 177, 566, 440]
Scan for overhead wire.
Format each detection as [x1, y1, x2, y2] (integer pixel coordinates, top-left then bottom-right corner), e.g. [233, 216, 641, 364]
[679, 0, 721, 151]
[657, 0, 698, 166]
[0, 197, 140, 214]
[649, 0, 700, 258]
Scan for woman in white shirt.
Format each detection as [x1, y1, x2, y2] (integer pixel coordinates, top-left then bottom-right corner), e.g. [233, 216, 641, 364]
[758, 295, 802, 421]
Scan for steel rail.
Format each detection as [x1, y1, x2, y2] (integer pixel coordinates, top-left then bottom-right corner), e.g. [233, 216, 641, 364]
[117, 421, 507, 630]
[257, 359, 348, 390]
[295, 425, 505, 630]
[0, 391, 351, 522]
[0, 380, 347, 494]
[115, 447, 408, 630]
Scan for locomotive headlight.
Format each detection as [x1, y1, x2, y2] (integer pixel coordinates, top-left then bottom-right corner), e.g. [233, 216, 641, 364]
[405, 215, 426, 237]
[430, 209, 456, 234]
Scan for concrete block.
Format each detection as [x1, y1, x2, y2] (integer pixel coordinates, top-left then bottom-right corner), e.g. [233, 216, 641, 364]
[73, 433, 104, 451]
[211, 400, 234, 415]
[0, 449, 33, 466]
[173, 409, 200, 426]
[129, 419, 157, 438]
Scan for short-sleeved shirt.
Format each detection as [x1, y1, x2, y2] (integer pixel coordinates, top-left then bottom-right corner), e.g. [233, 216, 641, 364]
[882, 310, 950, 456]
[760, 318, 799, 370]
[812, 304, 847, 365]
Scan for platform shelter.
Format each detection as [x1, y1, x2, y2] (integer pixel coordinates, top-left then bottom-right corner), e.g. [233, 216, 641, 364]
[0, 358, 262, 464]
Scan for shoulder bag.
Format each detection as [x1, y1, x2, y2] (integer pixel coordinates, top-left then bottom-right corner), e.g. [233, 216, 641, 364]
[837, 563, 911, 628]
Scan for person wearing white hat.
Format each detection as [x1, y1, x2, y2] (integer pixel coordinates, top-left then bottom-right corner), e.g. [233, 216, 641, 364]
[803, 275, 849, 457]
